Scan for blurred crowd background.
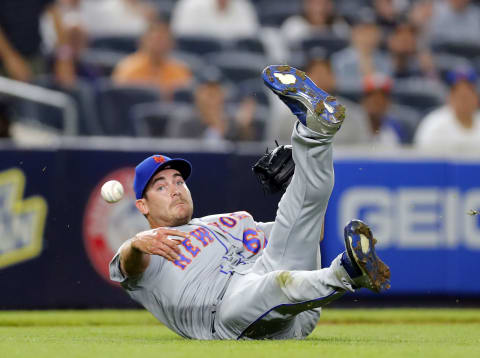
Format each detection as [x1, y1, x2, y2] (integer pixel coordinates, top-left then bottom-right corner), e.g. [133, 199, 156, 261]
[1, 0, 480, 150]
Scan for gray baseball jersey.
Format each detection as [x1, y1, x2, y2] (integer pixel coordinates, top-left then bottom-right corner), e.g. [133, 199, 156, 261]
[110, 212, 274, 339]
[110, 123, 356, 340]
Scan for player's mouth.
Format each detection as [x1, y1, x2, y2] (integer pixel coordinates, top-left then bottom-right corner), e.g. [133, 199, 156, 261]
[172, 200, 186, 208]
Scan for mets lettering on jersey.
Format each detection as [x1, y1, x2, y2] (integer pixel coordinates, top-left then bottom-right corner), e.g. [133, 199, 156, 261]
[171, 212, 267, 271]
[109, 210, 272, 339]
[0, 168, 47, 269]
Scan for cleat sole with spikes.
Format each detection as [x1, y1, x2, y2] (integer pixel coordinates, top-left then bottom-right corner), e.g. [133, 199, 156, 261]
[344, 220, 391, 293]
[262, 65, 345, 135]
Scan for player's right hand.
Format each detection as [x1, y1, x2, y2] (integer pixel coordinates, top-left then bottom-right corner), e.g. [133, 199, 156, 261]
[132, 228, 189, 262]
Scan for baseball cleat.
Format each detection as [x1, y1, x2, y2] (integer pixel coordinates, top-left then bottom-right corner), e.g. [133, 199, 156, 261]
[342, 219, 391, 293]
[262, 65, 345, 135]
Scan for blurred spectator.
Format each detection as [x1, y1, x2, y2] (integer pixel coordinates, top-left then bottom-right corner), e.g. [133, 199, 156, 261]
[425, 0, 480, 46]
[62, 23, 102, 82]
[371, 0, 416, 31]
[0, 0, 75, 86]
[112, 21, 192, 100]
[170, 0, 259, 40]
[269, 50, 370, 145]
[387, 20, 436, 79]
[170, 68, 258, 141]
[372, 0, 402, 33]
[408, 0, 434, 31]
[414, 68, 480, 149]
[331, 9, 392, 90]
[359, 73, 410, 146]
[280, 0, 349, 47]
[57, 0, 157, 38]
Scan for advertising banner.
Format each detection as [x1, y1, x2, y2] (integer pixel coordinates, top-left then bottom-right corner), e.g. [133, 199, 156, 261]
[324, 158, 480, 295]
[1, 148, 479, 308]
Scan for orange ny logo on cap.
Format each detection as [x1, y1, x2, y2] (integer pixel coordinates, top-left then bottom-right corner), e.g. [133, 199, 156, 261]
[153, 155, 166, 163]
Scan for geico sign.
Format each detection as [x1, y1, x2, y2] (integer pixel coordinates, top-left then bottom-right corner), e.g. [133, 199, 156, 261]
[339, 187, 480, 249]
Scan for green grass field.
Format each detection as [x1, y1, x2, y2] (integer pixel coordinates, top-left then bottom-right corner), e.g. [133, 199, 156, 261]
[1, 309, 479, 358]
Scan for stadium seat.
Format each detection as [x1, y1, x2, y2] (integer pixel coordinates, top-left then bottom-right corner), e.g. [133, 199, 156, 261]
[13, 76, 100, 135]
[392, 78, 446, 115]
[171, 51, 206, 73]
[256, 0, 302, 26]
[301, 36, 349, 57]
[89, 36, 139, 54]
[175, 36, 224, 56]
[207, 51, 268, 83]
[95, 81, 161, 136]
[234, 38, 266, 55]
[172, 87, 194, 104]
[336, 0, 371, 20]
[78, 49, 126, 77]
[431, 41, 480, 60]
[237, 78, 271, 107]
[130, 102, 168, 137]
[337, 79, 363, 103]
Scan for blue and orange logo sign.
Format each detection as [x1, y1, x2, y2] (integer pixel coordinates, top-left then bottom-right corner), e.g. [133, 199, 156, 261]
[0, 168, 48, 269]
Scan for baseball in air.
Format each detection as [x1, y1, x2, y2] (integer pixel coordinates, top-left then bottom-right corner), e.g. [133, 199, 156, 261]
[101, 180, 124, 203]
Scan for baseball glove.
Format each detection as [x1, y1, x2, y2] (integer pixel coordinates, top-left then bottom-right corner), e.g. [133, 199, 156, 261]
[252, 143, 294, 194]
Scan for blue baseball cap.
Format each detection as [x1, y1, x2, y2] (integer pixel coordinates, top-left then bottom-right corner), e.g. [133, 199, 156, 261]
[134, 154, 192, 199]
[446, 67, 477, 87]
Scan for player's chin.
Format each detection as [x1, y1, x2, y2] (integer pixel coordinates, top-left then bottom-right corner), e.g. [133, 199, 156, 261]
[172, 206, 193, 225]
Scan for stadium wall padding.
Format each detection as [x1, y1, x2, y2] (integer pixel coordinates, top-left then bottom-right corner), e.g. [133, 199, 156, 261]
[1, 148, 479, 308]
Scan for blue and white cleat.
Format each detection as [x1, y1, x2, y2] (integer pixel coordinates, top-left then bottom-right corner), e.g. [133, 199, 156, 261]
[342, 219, 391, 293]
[262, 65, 345, 135]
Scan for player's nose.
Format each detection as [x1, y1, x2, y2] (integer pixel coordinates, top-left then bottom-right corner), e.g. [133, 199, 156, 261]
[170, 186, 181, 197]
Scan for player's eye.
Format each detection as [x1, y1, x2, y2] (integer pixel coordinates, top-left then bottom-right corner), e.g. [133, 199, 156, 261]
[157, 185, 165, 191]
[176, 180, 184, 185]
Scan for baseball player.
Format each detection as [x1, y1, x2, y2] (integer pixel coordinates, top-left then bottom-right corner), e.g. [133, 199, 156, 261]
[109, 65, 390, 340]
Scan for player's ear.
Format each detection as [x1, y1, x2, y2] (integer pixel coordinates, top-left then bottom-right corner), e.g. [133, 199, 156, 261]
[136, 199, 149, 215]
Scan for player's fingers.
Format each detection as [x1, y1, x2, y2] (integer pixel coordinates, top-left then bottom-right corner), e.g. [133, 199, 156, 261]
[152, 247, 178, 262]
[154, 234, 181, 250]
[156, 242, 180, 261]
[157, 228, 190, 239]
[160, 237, 182, 254]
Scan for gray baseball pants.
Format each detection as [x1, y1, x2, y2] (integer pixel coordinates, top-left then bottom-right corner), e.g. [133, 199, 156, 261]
[214, 123, 355, 340]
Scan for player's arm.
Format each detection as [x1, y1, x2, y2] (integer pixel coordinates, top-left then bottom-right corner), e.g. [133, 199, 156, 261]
[119, 228, 189, 277]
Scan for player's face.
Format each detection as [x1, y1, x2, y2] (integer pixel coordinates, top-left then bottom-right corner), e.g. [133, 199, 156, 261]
[136, 169, 194, 228]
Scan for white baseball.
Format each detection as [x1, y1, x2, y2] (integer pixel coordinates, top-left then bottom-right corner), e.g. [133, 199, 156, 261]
[101, 180, 124, 203]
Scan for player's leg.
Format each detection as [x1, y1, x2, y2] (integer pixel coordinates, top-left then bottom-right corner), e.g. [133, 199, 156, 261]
[215, 253, 348, 339]
[254, 65, 344, 273]
[216, 219, 390, 339]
